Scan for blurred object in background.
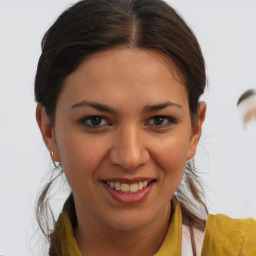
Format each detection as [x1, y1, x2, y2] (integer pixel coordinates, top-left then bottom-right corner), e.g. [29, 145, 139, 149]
[237, 89, 256, 130]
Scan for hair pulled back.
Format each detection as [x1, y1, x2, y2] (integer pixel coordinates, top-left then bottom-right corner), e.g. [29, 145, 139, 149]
[35, 0, 207, 254]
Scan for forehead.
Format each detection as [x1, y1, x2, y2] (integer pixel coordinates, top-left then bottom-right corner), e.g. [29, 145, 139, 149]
[59, 48, 188, 111]
[69, 47, 185, 86]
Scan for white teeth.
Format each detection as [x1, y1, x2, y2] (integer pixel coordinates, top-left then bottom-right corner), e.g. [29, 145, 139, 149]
[121, 183, 129, 192]
[130, 183, 138, 193]
[138, 182, 143, 190]
[106, 180, 152, 193]
[115, 182, 121, 191]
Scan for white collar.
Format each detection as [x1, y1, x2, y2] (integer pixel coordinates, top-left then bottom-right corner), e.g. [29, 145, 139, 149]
[181, 224, 205, 256]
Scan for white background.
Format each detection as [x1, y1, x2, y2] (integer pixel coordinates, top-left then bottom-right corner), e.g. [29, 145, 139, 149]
[0, 0, 255, 255]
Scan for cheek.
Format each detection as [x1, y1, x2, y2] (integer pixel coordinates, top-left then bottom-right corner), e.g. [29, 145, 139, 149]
[158, 147, 187, 179]
[57, 134, 108, 185]
[153, 135, 189, 168]
[151, 135, 189, 186]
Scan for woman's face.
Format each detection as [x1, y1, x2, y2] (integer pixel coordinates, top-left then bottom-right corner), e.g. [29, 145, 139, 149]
[38, 48, 205, 231]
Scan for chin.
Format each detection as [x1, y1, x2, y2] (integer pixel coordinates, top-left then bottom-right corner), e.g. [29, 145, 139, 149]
[100, 209, 156, 231]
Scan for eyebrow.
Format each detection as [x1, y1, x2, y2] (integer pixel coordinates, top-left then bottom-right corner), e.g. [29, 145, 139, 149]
[143, 101, 182, 112]
[71, 100, 182, 113]
[71, 101, 116, 113]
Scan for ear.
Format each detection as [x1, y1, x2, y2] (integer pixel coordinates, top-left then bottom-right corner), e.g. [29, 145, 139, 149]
[36, 104, 61, 162]
[186, 102, 207, 160]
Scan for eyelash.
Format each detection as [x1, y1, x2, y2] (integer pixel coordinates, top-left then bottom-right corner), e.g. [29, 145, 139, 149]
[79, 115, 178, 129]
[79, 116, 110, 128]
[146, 116, 178, 127]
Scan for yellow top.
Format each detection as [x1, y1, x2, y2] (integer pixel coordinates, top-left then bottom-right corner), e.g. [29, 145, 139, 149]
[54, 200, 256, 256]
[201, 214, 256, 256]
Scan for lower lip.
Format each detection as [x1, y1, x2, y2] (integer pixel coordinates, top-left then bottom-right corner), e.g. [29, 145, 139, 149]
[102, 182, 154, 204]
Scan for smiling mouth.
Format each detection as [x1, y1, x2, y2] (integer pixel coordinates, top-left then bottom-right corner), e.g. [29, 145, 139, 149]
[102, 180, 156, 193]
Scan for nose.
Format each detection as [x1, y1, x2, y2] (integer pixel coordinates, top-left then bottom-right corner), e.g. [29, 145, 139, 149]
[109, 126, 150, 170]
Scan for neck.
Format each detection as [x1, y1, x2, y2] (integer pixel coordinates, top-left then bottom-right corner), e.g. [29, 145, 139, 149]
[74, 203, 171, 256]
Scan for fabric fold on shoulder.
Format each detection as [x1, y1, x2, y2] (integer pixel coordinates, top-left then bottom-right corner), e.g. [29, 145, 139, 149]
[55, 212, 82, 256]
[201, 214, 256, 256]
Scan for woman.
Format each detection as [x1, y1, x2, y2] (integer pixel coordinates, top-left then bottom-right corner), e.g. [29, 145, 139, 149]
[35, 0, 256, 255]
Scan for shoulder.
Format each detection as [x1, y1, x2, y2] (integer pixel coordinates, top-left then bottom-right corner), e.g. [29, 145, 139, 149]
[201, 214, 256, 256]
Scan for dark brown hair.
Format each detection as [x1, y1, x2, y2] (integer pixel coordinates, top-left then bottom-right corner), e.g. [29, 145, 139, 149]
[35, 0, 207, 254]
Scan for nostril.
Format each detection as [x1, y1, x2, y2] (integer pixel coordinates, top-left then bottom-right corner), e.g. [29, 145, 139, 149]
[109, 145, 150, 170]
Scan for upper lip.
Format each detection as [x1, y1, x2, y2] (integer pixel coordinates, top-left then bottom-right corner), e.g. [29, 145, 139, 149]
[101, 177, 156, 184]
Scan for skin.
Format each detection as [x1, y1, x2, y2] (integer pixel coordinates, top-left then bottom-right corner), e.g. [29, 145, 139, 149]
[36, 48, 206, 256]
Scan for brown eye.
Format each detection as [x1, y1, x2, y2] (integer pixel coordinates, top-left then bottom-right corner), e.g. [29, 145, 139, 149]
[147, 116, 178, 127]
[152, 116, 166, 126]
[90, 117, 104, 126]
[80, 116, 108, 128]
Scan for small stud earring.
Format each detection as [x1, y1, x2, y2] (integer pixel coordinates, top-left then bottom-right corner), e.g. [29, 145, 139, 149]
[50, 151, 54, 157]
